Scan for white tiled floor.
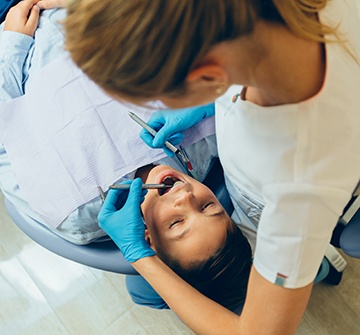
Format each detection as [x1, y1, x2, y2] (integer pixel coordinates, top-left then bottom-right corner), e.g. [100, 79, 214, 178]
[0, 193, 194, 335]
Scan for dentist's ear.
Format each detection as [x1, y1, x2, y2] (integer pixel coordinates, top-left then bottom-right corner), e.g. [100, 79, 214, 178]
[185, 64, 228, 96]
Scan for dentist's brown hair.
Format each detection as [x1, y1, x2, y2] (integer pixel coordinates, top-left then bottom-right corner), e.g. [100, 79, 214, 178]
[64, 0, 335, 101]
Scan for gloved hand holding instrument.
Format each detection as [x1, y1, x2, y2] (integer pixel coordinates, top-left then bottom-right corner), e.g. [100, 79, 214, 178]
[140, 103, 215, 157]
[97, 178, 156, 263]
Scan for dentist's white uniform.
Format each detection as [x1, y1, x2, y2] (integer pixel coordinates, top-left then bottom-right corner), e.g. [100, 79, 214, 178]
[216, 0, 360, 288]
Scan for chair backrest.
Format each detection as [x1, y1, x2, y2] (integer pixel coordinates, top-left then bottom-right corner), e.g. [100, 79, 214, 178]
[202, 157, 234, 215]
[339, 203, 360, 258]
[5, 197, 138, 274]
[5, 158, 233, 274]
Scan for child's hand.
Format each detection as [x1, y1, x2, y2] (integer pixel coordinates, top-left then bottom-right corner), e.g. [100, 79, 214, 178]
[37, 0, 67, 10]
[4, 0, 40, 37]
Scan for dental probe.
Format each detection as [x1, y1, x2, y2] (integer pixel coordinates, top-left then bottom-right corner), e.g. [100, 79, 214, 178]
[97, 184, 172, 202]
[109, 183, 172, 190]
[97, 186, 106, 202]
[128, 111, 198, 180]
[128, 111, 180, 155]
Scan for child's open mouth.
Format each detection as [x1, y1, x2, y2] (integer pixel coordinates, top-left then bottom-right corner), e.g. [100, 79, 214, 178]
[159, 176, 184, 196]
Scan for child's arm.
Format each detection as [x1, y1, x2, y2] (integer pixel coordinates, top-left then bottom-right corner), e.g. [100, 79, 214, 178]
[0, 0, 40, 101]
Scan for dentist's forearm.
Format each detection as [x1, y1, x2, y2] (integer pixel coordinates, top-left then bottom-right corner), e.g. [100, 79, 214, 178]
[132, 256, 242, 335]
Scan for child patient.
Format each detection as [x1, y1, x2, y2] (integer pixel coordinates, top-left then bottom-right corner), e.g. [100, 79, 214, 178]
[104, 162, 253, 314]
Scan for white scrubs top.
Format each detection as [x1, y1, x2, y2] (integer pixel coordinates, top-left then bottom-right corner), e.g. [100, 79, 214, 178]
[216, 0, 360, 288]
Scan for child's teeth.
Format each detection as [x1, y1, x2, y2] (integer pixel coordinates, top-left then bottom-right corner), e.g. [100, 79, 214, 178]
[172, 181, 183, 189]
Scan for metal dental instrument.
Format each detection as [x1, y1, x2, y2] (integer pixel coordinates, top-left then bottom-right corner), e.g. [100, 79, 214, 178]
[109, 183, 173, 190]
[128, 111, 198, 179]
[97, 186, 106, 202]
[97, 184, 172, 202]
[179, 146, 198, 180]
[128, 111, 180, 156]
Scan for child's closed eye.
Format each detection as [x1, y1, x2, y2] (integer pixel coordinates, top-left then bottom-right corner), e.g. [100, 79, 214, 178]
[202, 202, 214, 211]
[170, 219, 184, 228]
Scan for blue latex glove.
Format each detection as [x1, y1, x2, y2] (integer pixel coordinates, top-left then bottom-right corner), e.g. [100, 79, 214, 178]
[140, 103, 215, 157]
[97, 178, 156, 263]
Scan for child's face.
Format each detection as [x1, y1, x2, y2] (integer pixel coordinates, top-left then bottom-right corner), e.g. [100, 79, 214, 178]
[141, 165, 232, 269]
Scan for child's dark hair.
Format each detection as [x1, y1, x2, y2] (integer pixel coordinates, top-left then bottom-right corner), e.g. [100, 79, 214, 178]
[156, 221, 252, 313]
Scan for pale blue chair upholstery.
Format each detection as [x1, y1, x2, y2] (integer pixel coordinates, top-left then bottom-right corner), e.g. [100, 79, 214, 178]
[339, 195, 360, 258]
[340, 218, 360, 258]
[5, 197, 138, 274]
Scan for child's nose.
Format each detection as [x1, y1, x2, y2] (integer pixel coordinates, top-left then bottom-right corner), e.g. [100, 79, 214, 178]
[173, 191, 193, 208]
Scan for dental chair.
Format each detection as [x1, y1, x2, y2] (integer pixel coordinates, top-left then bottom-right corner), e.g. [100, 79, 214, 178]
[340, 217, 360, 258]
[336, 192, 360, 258]
[4, 158, 348, 284]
